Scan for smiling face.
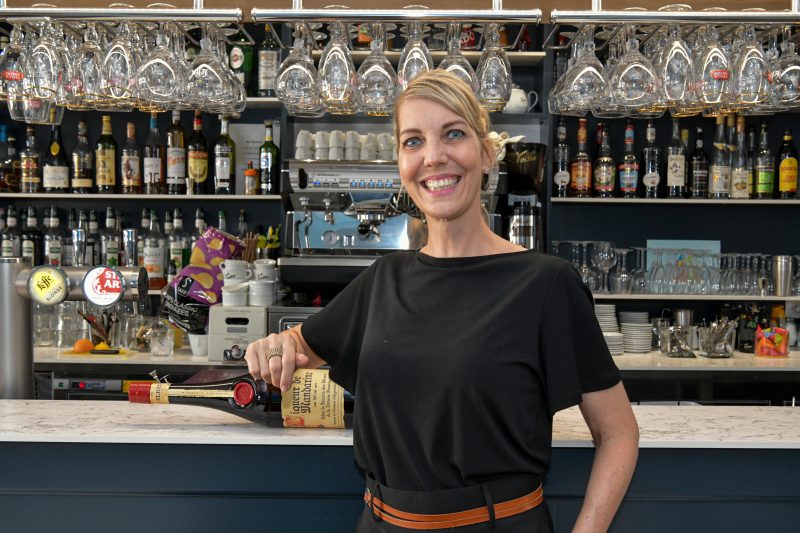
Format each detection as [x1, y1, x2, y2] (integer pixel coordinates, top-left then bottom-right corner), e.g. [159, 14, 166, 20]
[396, 97, 492, 225]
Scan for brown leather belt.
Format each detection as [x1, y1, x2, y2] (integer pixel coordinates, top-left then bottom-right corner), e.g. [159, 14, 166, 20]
[363, 484, 544, 530]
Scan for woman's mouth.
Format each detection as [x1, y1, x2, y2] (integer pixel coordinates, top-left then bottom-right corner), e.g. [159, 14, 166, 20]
[422, 176, 461, 192]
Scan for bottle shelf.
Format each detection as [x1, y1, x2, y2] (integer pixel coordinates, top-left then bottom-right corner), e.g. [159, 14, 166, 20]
[593, 294, 800, 302]
[246, 97, 282, 109]
[0, 193, 281, 201]
[551, 197, 800, 206]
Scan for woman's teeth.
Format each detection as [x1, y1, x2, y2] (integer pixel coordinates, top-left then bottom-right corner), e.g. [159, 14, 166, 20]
[424, 177, 459, 191]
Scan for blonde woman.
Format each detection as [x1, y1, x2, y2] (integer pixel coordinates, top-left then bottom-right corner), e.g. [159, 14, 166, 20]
[246, 70, 638, 532]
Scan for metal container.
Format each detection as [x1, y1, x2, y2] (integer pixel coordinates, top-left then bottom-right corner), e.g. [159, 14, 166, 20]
[773, 255, 793, 297]
[673, 309, 694, 328]
[0, 258, 33, 399]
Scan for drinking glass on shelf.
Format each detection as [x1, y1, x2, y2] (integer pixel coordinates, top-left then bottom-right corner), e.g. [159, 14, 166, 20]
[556, 26, 606, 117]
[591, 36, 627, 119]
[356, 22, 397, 117]
[610, 248, 633, 293]
[188, 34, 232, 113]
[550, 239, 561, 258]
[693, 23, 731, 113]
[579, 241, 601, 292]
[149, 318, 174, 358]
[771, 27, 800, 106]
[591, 241, 616, 294]
[476, 22, 512, 112]
[319, 21, 357, 115]
[134, 23, 186, 110]
[729, 24, 769, 109]
[398, 21, 433, 91]
[630, 247, 649, 293]
[4, 26, 29, 122]
[569, 241, 582, 271]
[658, 21, 698, 116]
[648, 248, 666, 295]
[611, 26, 659, 115]
[438, 22, 478, 93]
[101, 21, 138, 110]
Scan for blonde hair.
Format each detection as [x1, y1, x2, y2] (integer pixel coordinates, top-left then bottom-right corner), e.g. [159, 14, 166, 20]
[393, 70, 494, 163]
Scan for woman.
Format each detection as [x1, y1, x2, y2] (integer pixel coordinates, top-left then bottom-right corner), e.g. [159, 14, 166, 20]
[246, 70, 639, 532]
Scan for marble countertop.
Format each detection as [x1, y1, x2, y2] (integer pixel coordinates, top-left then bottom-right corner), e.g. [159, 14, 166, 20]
[1, 400, 798, 449]
[613, 350, 800, 371]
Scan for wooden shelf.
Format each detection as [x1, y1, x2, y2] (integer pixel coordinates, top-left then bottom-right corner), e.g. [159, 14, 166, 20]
[0, 193, 281, 201]
[593, 294, 800, 302]
[551, 198, 800, 205]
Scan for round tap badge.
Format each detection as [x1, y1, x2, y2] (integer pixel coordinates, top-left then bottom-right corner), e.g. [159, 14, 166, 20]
[27, 266, 69, 306]
[82, 266, 124, 307]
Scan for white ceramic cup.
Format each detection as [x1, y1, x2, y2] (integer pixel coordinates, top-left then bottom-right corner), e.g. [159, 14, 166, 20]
[360, 147, 378, 161]
[313, 130, 329, 149]
[219, 260, 252, 282]
[378, 149, 394, 161]
[330, 130, 346, 147]
[329, 146, 344, 160]
[346, 130, 361, 148]
[377, 132, 393, 151]
[295, 147, 313, 160]
[295, 130, 313, 148]
[253, 259, 276, 280]
[345, 147, 360, 161]
[363, 133, 378, 150]
[314, 148, 328, 160]
[188, 333, 208, 356]
[249, 280, 276, 307]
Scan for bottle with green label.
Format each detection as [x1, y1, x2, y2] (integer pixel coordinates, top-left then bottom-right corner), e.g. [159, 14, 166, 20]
[777, 128, 798, 199]
[755, 122, 774, 199]
[228, 28, 254, 96]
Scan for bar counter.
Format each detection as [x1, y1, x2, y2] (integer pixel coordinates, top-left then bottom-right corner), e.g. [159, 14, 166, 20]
[0, 401, 798, 532]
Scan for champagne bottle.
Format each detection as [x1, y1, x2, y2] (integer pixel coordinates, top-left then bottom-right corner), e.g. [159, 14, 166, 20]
[95, 115, 117, 193]
[144, 112, 166, 195]
[259, 120, 280, 195]
[569, 118, 591, 198]
[228, 28, 254, 96]
[777, 128, 798, 199]
[552, 116, 570, 198]
[257, 24, 280, 97]
[187, 111, 208, 195]
[43, 112, 69, 193]
[667, 119, 687, 198]
[689, 127, 709, 198]
[128, 371, 353, 428]
[121, 122, 142, 194]
[166, 110, 187, 195]
[755, 122, 775, 199]
[709, 115, 730, 199]
[214, 116, 235, 195]
[730, 116, 752, 200]
[71, 120, 93, 194]
[619, 120, 639, 198]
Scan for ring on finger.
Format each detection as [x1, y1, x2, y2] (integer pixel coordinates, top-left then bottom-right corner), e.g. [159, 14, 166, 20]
[266, 346, 283, 362]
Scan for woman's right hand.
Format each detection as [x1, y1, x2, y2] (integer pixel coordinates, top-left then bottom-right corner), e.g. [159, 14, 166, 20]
[245, 333, 312, 392]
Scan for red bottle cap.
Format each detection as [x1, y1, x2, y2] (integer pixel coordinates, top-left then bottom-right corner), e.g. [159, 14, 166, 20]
[234, 382, 255, 407]
[129, 382, 153, 403]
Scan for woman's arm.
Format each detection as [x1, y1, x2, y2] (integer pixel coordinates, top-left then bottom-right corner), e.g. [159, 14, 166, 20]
[244, 325, 327, 392]
[572, 382, 639, 533]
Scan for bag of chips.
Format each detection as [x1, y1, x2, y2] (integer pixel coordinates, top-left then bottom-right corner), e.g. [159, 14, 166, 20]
[161, 227, 242, 334]
[755, 324, 789, 357]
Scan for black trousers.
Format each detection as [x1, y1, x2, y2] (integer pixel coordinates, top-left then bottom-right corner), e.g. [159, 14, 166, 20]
[355, 475, 555, 533]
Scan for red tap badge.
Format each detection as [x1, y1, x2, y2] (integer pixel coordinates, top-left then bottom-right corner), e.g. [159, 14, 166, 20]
[82, 266, 124, 307]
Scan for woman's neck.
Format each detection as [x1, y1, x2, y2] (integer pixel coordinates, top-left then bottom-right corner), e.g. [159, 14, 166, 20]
[421, 212, 525, 258]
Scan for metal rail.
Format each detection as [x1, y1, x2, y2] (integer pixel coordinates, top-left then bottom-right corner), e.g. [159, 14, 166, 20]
[551, 10, 800, 25]
[0, 7, 242, 22]
[251, 8, 542, 24]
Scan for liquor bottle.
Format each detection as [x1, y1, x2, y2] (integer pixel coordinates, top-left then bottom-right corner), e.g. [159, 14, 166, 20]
[85, 209, 100, 266]
[0, 126, 19, 193]
[62, 209, 76, 267]
[667, 119, 687, 198]
[726, 114, 736, 169]
[144, 209, 167, 290]
[257, 24, 281, 97]
[777, 128, 798, 199]
[619, 120, 639, 198]
[20, 206, 43, 266]
[755, 122, 775, 199]
[0, 205, 20, 257]
[163, 209, 174, 236]
[136, 207, 150, 268]
[730, 117, 752, 200]
[166, 110, 187, 195]
[168, 208, 190, 271]
[214, 116, 235, 195]
[95, 115, 117, 193]
[641, 120, 661, 198]
[568, 118, 591, 197]
[191, 207, 206, 249]
[552, 116, 570, 198]
[709, 115, 731, 199]
[187, 111, 208, 194]
[100, 207, 121, 266]
[237, 209, 249, 238]
[217, 209, 227, 233]
[747, 124, 757, 169]
[20, 125, 41, 194]
[127, 371, 353, 427]
[144, 113, 166, 195]
[43, 206, 64, 266]
[228, 28, 254, 95]
[689, 127, 709, 199]
[43, 116, 69, 194]
[594, 122, 604, 162]
[593, 129, 616, 197]
[244, 160, 258, 196]
[71, 120, 93, 194]
[259, 120, 280, 195]
[121, 122, 142, 194]
[681, 128, 689, 153]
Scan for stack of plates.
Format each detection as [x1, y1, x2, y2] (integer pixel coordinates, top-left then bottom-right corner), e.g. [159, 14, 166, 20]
[595, 304, 619, 333]
[603, 332, 624, 355]
[619, 311, 649, 324]
[621, 322, 654, 353]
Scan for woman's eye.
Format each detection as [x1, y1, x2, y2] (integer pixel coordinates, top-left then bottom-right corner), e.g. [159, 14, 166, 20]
[403, 137, 421, 148]
[446, 129, 465, 140]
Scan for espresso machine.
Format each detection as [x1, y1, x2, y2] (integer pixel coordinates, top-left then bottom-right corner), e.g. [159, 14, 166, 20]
[278, 159, 504, 293]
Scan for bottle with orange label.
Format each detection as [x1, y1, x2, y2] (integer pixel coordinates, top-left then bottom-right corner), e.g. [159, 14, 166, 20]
[569, 118, 592, 197]
[778, 128, 798, 199]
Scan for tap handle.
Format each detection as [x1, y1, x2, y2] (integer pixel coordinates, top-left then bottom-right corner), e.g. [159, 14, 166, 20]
[72, 228, 86, 268]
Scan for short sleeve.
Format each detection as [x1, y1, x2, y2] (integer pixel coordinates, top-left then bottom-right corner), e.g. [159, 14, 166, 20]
[301, 263, 377, 394]
[538, 264, 621, 415]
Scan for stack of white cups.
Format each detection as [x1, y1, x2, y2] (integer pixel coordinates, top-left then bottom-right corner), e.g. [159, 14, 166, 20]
[220, 259, 252, 307]
[329, 130, 345, 160]
[377, 132, 395, 161]
[250, 259, 277, 307]
[314, 131, 329, 160]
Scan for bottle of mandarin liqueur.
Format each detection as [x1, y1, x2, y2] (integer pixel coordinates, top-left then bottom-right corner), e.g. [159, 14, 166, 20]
[129, 369, 353, 428]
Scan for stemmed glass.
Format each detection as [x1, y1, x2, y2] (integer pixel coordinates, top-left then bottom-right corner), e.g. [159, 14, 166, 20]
[73, 23, 105, 109]
[771, 27, 800, 106]
[4, 25, 28, 122]
[569, 242, 582, 271]
[101, 21, 138, 111]
[188, 30, 233, 113]
[648, 248, 666, 295]
[356, 22, 397, 117]
[729, 24, 769, 109]
[591, 36, 627, 119]
[476, 22, 512, 112]
[398, 21, 433, 91]
[276, 24, 323, 117]
[630, 247, 649, 293]
[134, 23, 187, 110]
[579, 241, 601, 292]
[591, 241, 617, 294]
[556, 26, 606, 117]
[610, 248, 633, 293]
[611, 26, 659, 115]
[694, 23, 731, 115]
[438, 22, 478, 93]
[318, 21, 357, 115]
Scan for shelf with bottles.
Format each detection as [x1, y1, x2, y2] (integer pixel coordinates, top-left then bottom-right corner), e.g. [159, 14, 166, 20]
[592, 294, 800, 302]
[0, 193, 281, 201]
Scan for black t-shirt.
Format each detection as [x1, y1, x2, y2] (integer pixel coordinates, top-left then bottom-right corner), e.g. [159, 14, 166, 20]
[302, 250, 621, 491]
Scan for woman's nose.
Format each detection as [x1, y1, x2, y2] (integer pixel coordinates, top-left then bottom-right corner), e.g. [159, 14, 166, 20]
[423, 139, 448, 167]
